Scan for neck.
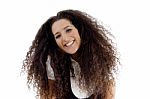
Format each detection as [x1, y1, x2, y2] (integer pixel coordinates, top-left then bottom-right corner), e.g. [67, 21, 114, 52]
[71, 45, 82, 61]
[71, 53, 78, 60]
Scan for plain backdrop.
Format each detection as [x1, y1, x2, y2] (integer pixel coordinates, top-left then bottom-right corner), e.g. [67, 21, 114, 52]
[0, 0, 150, 99]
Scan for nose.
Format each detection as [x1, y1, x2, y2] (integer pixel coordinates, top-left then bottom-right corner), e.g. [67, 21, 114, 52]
[62, 33, 69, 42]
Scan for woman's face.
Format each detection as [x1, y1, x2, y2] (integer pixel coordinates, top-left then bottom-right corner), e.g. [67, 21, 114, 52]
[52, 19, 81, 54]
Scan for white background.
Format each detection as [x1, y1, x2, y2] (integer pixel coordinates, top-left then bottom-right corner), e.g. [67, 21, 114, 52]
[0, 0, 150, 99]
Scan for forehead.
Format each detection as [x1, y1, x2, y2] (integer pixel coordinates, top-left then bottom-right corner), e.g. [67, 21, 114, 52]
[52, 19, 72, 34]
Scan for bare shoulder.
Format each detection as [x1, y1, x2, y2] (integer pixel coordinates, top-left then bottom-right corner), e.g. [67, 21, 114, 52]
[105, 79, 116, 99]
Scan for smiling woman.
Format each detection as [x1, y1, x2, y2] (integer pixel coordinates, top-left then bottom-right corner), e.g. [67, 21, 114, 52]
[22, 9, 119, 99]
[52, 19, 81, 54]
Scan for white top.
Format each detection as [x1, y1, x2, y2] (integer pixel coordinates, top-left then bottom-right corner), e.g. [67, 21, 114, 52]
[46, 56, 92, 98]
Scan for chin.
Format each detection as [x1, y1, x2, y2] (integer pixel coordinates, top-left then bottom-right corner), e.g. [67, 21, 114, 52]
[64, 48, 79, 54]
[65, 50, 77, 54]
[67, 52, 76, 55]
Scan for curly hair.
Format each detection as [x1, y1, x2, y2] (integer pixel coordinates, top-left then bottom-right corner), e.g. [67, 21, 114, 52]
[22, 9, 119, 99]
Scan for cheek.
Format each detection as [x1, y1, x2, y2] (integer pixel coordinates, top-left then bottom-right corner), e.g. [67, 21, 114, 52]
[76, 33, 81, 44]
[55, 39, 62, 48]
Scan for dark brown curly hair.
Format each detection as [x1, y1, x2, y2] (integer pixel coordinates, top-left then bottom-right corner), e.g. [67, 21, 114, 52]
[22, 9, 119, 99]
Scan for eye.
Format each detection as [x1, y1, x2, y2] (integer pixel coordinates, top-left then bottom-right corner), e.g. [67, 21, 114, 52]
[55, 34, 61, 39]
[66, 29, 72, 33]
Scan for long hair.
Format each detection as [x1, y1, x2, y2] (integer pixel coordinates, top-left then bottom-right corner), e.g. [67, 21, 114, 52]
[22, 9, 119, 99]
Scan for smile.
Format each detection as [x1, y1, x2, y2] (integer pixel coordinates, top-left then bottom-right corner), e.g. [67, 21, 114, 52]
[65, 40, 74, 47]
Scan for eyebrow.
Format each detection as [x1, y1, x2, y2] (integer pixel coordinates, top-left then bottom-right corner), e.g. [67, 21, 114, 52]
[54, 25, 72, 35]
[64, 25, 72, 29]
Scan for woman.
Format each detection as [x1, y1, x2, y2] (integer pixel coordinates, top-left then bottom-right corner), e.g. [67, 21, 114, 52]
[22, 9, 119, 99]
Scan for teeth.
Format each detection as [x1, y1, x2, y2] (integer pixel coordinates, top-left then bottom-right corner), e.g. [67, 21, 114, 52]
[65, 41, 74, 46]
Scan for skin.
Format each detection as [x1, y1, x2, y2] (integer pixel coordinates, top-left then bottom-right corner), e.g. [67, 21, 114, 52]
[52, 19, 81, 54]
[105, 80, 116, 99]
